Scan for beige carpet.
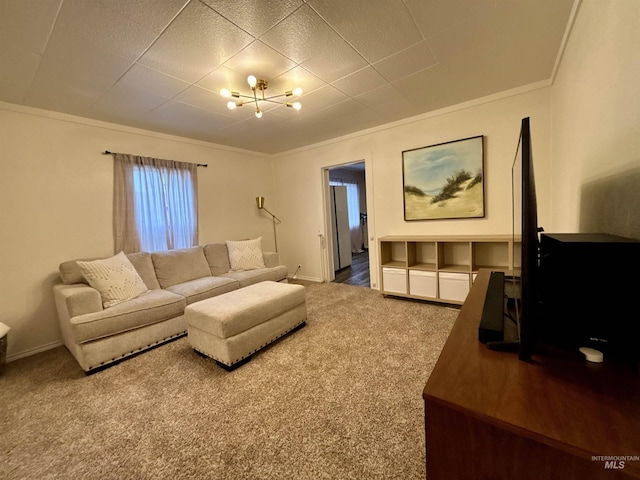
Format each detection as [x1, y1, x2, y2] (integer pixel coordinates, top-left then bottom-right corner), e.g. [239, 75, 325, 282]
[0, 281, 458, 480]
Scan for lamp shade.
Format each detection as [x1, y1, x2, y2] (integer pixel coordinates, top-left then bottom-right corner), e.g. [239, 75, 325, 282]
[256, 196, 265, 209]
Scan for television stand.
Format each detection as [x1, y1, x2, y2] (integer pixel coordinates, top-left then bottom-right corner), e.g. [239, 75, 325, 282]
[423, 269, 640, 479]
[485, 340, 519, 352]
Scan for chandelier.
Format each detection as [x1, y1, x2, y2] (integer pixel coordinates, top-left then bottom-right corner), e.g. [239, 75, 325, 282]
[220, 75, 302, 119]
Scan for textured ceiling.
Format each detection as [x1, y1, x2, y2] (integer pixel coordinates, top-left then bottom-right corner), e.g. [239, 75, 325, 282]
[0, 0, 575, 154]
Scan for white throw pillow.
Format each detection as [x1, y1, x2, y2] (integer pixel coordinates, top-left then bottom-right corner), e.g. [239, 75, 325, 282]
[226, 237, 266, 271]
[77, 252, 149, 308]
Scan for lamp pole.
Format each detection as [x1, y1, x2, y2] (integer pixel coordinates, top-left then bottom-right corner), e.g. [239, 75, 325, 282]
[256, 196, 281, 252]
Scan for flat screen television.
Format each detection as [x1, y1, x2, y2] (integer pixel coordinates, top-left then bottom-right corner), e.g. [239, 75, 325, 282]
[512, 116, 540, 362]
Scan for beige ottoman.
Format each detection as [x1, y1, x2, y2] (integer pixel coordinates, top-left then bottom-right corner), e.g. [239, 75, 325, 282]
[186, 281, 306, 369]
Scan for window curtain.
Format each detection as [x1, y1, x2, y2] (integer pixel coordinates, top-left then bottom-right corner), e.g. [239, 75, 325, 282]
[113, 153, 198, 253]
[330, 179, 363, 253]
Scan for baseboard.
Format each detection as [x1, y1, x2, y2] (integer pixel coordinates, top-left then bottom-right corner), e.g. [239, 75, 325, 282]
[6, 340, 64, 363]
[288, 274, 323, 283]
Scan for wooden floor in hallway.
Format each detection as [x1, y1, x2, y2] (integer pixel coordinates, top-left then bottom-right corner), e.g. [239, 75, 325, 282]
[333, 250, 370, 287]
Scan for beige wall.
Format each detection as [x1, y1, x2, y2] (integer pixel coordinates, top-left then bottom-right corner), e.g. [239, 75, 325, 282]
[271, 87, 553, 287]
[550, 0, 640, 237]
[3, 0, 638, 362]
[0, 104, 273, 359]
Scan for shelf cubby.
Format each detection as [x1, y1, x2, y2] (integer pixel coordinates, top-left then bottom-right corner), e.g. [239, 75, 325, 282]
[380, 240, 407, 268]
[438, 242, 472, 272]
[472, 241, 511, 273]
[408, 241, 437, 270]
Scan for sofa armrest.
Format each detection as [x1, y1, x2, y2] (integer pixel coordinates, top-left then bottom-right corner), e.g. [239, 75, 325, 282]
[262, 252, 280, 268]
[53, 283, 103, 321]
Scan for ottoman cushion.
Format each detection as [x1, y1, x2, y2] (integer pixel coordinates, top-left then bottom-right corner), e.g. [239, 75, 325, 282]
[186, 281, 305, 338]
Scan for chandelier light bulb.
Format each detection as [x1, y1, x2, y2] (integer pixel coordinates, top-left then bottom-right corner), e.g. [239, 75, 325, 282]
[247, 75, 257, 88]
[255, 108, 263, 119]
[227, 101, 237, 110]
[292, 87, 303, 96]
[292, 101, 302, 110]
[220, 88, 231, 98]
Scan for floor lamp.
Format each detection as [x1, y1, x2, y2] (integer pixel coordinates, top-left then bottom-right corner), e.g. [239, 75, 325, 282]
[256, 196, 281, 252]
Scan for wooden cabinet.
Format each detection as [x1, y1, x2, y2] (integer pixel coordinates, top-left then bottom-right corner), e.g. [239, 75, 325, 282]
[423, 270, 640, 479]
[379, 235, 520, 304]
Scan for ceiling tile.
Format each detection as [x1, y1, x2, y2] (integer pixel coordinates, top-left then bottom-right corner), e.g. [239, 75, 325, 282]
[404, 0, 495, 38]
[269, 66, 326, 96]
[392, 64, 464, 112]
[117, 64, 191, 99]
[354, 83, 411, 110]
[223, 40, 297, 82]
[373, 41, 438, 83]
[201, 0, 304, 37]
[297, 85, 349, 112]
[427, 0, 574, 88]
[42, 43, 133, 85]
[26, 55, 117, 107]
[332, 66, 388, 98]
[0, 45, 42, 104]
[260, 4, 367, 83]
[95, 0, 189, 33]
[138, 1, 253, 83]
[174, 85, 239, 115]
[92, 83, 170, 119]
[308, 0, 423, 63]
[149, 100, 234, 133]
[0, 0, 62, 54]
[45, 0, 158, 63]
[197, 66, 247, 93]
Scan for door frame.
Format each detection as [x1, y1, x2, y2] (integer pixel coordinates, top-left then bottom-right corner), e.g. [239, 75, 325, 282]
[321, 160, 371, 284]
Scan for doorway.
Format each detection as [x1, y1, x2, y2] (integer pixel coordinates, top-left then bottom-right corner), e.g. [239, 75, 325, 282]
[323, 161, 370, 287]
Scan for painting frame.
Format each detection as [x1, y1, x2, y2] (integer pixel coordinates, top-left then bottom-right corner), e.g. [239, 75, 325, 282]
[402, 135, 485, 221]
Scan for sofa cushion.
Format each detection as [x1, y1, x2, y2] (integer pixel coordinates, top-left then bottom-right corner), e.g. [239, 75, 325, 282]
[69, 289, 186, 343]
[203, 243, 232, 276]
[221, 265, 288, 288]
[77, 252, 149, 308]
[59, 252, 159, 289]
[226, 238, 266, 271]
[59, 257, 99, 285]
[165, 276, 239, 305]
[152, 246, 211, 288]
[126, 252, 161, 290]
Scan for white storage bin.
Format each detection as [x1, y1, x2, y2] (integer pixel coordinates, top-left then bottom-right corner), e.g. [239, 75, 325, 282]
[439, 272, 470, 302]
[382, 267, 407, 294]
[409, 270, 437, 297]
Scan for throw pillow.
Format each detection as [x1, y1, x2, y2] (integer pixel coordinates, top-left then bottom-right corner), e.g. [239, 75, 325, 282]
[226, 237, 266, 271]
[77, 252, 149, 308]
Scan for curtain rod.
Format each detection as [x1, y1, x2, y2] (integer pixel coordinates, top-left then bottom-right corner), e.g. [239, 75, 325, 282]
[103, 150, 208, 167]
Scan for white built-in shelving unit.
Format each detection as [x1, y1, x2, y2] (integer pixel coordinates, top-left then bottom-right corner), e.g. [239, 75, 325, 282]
[379, 235, 521, 305]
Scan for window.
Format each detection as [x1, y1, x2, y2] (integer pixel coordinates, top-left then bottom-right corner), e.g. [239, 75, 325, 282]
[114, 154, 198, 253]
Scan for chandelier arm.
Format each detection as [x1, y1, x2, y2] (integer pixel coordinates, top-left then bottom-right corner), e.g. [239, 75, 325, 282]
[258, 98, 290, 105]
[262, 92, 294, 101]
[233, 94, 257, 101]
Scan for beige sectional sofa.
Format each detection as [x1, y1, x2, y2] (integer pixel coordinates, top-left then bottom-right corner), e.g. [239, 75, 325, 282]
[53, 243, 287, 373]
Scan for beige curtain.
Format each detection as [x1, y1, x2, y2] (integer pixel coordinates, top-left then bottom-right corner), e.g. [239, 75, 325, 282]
[113, 153, 198, 253]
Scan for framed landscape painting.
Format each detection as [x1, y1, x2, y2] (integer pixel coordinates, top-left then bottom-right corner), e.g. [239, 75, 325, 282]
[402, 135, 485, 221]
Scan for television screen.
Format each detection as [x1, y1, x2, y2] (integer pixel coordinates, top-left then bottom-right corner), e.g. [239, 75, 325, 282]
[512, 117, 540, 361]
